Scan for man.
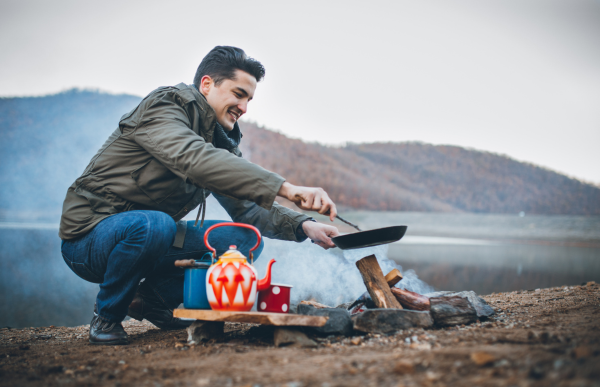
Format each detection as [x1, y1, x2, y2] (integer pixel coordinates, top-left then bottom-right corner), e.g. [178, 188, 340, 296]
[60, 46, 340, 345]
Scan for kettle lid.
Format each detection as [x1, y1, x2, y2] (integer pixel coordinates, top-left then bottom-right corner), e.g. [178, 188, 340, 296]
[219, 245, 247, 260]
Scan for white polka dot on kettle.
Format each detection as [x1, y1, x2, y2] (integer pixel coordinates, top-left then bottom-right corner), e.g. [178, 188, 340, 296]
[272, 286, 280, 295]
[282, 304, 288, 312]
[260, 302, 267, 310]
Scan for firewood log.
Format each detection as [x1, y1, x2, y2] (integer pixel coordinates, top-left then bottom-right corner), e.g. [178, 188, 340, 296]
[355, 255, 403, 309]
[390, 287, 431, 311]
[385, 268, 403, 287]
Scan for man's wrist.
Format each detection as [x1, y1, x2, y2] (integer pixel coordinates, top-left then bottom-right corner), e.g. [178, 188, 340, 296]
[278, 181, 292, 200]
[296, 218, 315, 241]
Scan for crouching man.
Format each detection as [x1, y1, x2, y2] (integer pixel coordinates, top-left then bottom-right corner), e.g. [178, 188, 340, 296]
[59, 46, 340, 345]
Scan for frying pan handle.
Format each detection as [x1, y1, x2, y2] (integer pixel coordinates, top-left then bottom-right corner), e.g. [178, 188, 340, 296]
[203, 222, 262, 259]
[334, 214, 362, 232]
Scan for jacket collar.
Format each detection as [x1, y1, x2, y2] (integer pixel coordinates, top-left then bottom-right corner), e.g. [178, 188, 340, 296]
[171, 83, 218, 143]
[182, 83, 242, 145]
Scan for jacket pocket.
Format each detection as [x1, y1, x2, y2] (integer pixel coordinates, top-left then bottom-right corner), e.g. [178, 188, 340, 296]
[130, 159, 182, 205]
[75, 175, 133, 214]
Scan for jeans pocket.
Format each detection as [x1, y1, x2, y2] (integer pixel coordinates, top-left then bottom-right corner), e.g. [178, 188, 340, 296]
[62, 253, 103, 284]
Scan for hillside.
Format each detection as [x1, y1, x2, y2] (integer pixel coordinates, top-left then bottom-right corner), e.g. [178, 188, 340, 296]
[0, 89, 141, 220]
[0, 90, 598, 218]
[239, 122, 600, 215]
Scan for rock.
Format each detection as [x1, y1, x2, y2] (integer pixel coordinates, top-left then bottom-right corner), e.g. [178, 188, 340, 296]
[409, 343, 432, 350]
[393, 361, 415, 375]
[426, 290, 494, 318]
[470, 352, 496, 366]
[297, 304, 353, 336]
[350, 337, 362, 345]
[572, 346, 593, 359]
[335, 301, 353, 310]
[273, 328, 317, 348]
[429, 295, 478, 327]
[299, 300, 332, 309]
[186, 321, 224, 344]
[424, 291, 453, 298]
[528, 365, 545, 379]
[452, 291, 495, 318]
[351, 309, 434, 334]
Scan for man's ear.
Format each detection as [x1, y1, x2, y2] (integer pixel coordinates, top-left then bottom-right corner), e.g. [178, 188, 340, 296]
[200, 75, 213, 96]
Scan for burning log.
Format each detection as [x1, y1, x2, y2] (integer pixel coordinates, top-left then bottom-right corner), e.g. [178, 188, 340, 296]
[390, 288, 430, 311]
[355, 255, 403, 309]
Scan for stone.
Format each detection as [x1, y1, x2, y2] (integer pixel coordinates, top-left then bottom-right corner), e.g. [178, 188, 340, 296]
[426, 290, 494, 318]
[350, 337, 362, 345]
[351, 309, 434, 334]
[470, 351, 496, 366]
[335, 301, 353, 310]
[452, 291, 495, 318]
[572, 346, 593, 359]
[393, 361, 415, 375]
[424, 291, 453, 298]
[429, 295, 478, 327]
[273, 328, 317, 348]
[297, 304, 353, 336]
[186, 321, 224, 344]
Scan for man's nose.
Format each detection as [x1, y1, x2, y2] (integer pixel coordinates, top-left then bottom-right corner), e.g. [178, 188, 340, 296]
[238, 100, 248, 114]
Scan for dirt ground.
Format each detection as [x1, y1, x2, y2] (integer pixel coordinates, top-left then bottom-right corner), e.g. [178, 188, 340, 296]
[1, 283, 599, 387]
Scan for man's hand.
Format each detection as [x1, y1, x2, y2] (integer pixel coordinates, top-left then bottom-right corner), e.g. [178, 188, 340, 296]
[278, 182, 338, 221]
[302, 221, 340, 249]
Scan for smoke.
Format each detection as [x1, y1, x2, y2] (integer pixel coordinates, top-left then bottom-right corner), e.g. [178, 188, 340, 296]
[253, 237, 434, 308]
[199, 196, 434, 308]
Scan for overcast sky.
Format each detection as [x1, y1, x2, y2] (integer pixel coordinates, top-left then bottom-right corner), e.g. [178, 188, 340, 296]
[1, 0, 599, 184]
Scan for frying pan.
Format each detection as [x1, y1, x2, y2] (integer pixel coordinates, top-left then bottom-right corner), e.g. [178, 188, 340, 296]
[332, 225, 407, 250]
[313, 214, 407, 250]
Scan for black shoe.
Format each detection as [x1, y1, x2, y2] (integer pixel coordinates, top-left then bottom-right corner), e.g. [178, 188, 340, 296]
[127, 282, 192, 331]
[89, 313, 129, 345]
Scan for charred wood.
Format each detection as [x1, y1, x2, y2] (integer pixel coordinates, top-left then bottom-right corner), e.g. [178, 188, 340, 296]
[390, 288, 430, 311]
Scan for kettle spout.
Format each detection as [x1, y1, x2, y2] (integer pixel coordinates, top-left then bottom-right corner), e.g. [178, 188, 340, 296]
[257, 259, 276, 291]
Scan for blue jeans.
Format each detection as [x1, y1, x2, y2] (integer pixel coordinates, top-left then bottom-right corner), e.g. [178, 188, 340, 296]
[61, 210, 264, 323]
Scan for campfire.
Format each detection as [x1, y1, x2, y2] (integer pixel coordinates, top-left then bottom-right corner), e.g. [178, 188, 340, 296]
[184, 253, 495, 346]
[297, 254, 495, 336]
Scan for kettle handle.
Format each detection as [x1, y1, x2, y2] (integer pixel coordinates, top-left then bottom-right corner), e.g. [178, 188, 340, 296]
[203, 222, 262, 262]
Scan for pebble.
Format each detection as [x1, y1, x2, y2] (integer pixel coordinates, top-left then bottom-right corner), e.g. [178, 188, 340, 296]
[471, 351, 496, 366]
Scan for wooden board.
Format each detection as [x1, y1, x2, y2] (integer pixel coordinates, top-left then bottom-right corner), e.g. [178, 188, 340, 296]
[173, 309, 328, 327]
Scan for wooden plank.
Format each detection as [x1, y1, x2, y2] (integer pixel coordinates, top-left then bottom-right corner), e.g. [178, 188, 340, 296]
[173, 309, 328, 327]
[355, 255, 403, 309]
[385, 268, 403, 287]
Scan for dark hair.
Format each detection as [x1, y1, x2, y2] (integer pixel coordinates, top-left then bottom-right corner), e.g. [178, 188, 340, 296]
[193, 46, 265, 88]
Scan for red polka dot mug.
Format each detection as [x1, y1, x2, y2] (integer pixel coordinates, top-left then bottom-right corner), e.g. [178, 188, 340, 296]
[257, 283, 292, 314]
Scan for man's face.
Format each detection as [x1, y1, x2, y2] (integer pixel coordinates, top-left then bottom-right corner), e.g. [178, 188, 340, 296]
[200, 69, 257, 131]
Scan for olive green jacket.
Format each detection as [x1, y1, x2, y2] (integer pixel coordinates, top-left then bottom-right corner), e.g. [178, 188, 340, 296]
[59, 83, 310, 243]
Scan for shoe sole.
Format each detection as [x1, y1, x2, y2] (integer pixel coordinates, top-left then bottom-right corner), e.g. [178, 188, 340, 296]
[89, 338, 129, 346]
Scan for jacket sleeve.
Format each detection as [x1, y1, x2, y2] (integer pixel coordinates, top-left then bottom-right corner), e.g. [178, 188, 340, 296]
[213, 193, 312, 242]
[133, 93, 284, 210]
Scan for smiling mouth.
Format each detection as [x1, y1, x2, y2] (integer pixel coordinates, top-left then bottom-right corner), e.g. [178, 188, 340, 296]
[228, 110, 241, 121]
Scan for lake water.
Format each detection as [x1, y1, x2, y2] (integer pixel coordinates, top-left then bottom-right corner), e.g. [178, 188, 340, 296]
[1, 211, 598, 328]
